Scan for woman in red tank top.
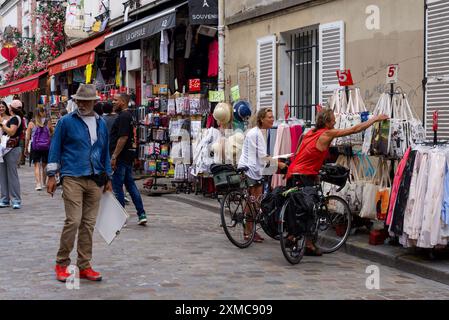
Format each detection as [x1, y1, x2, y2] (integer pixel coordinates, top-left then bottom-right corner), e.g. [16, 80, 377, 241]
[287, 108, 388, 183]
[285, 108, 388, 255]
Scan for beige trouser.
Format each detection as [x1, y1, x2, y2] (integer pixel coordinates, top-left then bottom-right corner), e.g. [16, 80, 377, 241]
[56, 177, 102, 270]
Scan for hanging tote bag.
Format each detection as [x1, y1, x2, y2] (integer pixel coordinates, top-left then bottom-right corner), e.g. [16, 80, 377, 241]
[362, 94, 386, 155]
[389, 95, 408, 159]
[346, 89, 364, 146]
[359, 159, 382, 220]
[403, 94, 425, 147]
[370, 94, 391, 156]
[346, 156, 364, 213]
[375, 160, 391, 221]
[329, 90, 343, 146]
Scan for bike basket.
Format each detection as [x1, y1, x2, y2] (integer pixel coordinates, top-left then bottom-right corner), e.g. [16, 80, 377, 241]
[320, 163, 349, 187]
[210, 164, 242, 191]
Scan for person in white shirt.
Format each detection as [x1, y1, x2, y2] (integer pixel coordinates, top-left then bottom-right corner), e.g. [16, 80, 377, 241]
[238, 108, 287, 242]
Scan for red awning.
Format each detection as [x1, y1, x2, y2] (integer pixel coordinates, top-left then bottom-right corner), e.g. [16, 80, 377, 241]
[48, 33, 110, 76]
[0, 70, 48, 97]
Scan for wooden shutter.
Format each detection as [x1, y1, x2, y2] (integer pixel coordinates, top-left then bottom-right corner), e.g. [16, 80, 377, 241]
[319, 21, 345, 105]
[257, 35, 277, 113]
[425, 0, 449, 139]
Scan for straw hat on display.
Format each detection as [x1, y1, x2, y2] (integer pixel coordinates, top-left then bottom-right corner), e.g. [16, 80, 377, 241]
[213, 102, 232, 125]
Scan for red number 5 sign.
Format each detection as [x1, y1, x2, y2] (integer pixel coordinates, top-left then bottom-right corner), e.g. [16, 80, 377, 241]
[386, 64, 399, 84]
[336, 70, 354, 87]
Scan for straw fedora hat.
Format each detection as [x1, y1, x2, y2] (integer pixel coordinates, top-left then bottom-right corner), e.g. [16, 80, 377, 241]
[72, 84, 100, 101]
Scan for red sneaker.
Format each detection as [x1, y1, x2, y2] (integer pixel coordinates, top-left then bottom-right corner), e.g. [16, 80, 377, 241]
[79, 267, 102, 281]
[55, 265, 70, 282]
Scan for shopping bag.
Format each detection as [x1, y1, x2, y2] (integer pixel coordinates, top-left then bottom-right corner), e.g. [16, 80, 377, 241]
[375, 161, 391, 221]
[359, 159, 383, 220]
[403, 94, 425, 147]
[362, 93, 387, 155]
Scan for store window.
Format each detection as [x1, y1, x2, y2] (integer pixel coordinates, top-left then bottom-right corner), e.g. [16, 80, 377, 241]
[287, 27, 319, 124]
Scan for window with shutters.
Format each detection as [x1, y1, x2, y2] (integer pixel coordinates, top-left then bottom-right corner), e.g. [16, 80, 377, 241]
[425, 0, 449, 139]
[319, 21, 345, 107]
[257, 35, 277, 112]
[286, 26, 319, 124]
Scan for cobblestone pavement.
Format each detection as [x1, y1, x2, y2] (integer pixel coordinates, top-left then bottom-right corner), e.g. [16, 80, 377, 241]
[1, 166, 449, 300]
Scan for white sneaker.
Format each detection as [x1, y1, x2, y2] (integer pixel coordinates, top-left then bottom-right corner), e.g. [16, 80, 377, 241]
[35, 184, 42, 191]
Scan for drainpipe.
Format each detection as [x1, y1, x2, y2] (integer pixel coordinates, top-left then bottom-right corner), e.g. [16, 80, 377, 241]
[218, 0, 225, 92]
[123, 5, 131, 89]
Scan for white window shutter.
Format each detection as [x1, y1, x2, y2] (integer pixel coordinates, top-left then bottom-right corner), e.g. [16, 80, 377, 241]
[425, 0, 449, 140]
[257, 35, 277, 113]
[319, 21, 345, 105]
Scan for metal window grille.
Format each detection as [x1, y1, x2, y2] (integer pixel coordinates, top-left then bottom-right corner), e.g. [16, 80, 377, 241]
[287, 27, 319, 124]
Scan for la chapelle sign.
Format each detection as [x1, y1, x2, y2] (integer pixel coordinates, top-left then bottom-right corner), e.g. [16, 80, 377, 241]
[188, 0, 218, 25]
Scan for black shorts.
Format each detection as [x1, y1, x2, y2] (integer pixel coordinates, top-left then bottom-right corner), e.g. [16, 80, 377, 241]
[31, 150, 49, 164]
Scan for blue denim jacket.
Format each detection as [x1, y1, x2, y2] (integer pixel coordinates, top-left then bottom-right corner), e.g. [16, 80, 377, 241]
[47, 111, 113, 179]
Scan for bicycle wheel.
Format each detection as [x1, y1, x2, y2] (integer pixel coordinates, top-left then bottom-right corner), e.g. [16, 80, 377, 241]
[279, 200, 306, 264]
[314, 195, 352, 254]
[220, 190, 256, 248]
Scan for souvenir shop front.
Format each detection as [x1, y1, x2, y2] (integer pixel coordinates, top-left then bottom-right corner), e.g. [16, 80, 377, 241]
[46, 31, 118, 121]
[105, 1, 221, 192]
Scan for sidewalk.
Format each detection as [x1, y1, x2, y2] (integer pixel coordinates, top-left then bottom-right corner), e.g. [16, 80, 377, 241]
[163, 192, 449, 286]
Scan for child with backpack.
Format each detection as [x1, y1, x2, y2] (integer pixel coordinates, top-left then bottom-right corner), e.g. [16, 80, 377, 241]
[25, 106, 53, 191]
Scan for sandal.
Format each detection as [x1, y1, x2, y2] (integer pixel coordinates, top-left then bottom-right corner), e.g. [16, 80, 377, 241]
[253, 233, 264, 243]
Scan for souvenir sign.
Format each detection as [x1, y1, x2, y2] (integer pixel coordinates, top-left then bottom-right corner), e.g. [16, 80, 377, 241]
[209, 90, 225, 102]
[231, 85, 240, 102]
[189, 79, 201, 92]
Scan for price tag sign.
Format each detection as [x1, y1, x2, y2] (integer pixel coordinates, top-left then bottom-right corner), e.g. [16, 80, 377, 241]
[386, 64, 399, 84]
[336, 70, 354, 87]
[209, 90, 225, 102]
[231, 85, 240, 102]
[189, 79, 201, 92]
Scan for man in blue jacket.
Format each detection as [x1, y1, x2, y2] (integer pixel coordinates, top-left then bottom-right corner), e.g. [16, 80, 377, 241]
[47, 84, 113, 283]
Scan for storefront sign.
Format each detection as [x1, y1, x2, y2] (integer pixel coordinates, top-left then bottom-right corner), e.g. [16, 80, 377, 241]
[105, 12, 176, 51]
[189, 79, 201, 92]
[337, 70, 354, 87]
[209, 90, 224, 102]
[188, 0, 218, 25]
[231, 85, 240, 102]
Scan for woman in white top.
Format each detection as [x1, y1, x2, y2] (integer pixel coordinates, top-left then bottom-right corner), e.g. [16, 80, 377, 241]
[238, 108, 287, 242]
[0, 101, 10, 131]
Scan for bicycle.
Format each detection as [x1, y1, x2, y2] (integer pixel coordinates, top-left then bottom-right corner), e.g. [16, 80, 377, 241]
[278, 169, 352, 265]
[219, 167, 277, 248]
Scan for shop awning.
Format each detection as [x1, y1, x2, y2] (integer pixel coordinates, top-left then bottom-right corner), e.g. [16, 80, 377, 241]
[48, 33, 111, 76]
[105, 2, 187, 51]
[0, 70, 47, 97]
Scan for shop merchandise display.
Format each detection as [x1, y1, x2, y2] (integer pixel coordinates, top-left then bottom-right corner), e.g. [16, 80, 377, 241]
[362, 93, 425, 158]
[267, 119, 305, 188]
[329, 88, 369, 146]
[387, 146, 449, 249]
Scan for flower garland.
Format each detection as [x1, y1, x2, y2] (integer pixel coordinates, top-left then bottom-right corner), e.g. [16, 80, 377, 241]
[2, 2, 65, 83]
